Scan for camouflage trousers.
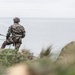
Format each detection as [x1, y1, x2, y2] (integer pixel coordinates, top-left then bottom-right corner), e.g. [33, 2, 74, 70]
[1, 36, 22, 50]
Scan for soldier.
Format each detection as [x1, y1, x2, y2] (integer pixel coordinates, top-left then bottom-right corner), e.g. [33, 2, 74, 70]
[1, 17, 26, 50]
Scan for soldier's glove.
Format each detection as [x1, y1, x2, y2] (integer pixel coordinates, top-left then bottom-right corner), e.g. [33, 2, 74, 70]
[6, 36, 9, 39]
[6, 33, 10, 40]
[21, 33, 25, 38]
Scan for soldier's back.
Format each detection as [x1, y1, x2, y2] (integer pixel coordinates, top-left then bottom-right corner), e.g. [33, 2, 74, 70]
[11, 23, 25, 36]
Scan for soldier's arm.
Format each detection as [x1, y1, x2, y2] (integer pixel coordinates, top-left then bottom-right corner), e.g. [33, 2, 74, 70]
[21, 26, 26, 38]
[6, 26, 12, 39]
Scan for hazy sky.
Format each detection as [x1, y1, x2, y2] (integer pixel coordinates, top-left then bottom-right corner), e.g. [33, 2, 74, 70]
[0, 0, 75, 18]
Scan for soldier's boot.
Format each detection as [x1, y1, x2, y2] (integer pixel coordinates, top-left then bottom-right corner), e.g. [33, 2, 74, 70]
[1, 41, 7, 49]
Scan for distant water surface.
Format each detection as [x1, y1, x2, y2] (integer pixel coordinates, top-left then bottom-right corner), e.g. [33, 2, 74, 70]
[0, 18, 75, 56]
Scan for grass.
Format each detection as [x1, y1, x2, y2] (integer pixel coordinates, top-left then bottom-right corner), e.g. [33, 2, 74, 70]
[0, 42, 75, 75]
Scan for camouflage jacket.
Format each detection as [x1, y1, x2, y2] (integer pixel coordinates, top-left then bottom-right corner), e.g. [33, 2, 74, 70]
[6, 23, 26, 43]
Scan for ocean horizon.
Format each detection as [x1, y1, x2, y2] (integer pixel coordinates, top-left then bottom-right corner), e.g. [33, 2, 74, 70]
[0, 18, 75, 56]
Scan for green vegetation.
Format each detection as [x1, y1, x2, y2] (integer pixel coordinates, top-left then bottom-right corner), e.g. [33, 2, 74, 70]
[39, 46, 52, 58]
[1, 41, 75, 75]
[0, 49, 33, 67]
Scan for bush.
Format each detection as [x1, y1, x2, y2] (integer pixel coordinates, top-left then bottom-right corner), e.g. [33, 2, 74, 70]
[0, 49, 33, 67]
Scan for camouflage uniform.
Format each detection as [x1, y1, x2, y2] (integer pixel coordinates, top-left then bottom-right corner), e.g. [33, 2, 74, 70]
[1, 18, 26, 50]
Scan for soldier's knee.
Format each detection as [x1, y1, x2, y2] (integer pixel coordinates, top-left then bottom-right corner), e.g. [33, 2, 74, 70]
[15, 43, 21, 49]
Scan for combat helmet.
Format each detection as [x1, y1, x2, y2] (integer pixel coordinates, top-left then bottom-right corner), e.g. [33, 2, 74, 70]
[13, 17, 20, 23]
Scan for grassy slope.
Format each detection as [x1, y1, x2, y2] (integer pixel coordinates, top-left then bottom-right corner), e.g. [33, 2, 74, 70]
[1, 42, 75, 75]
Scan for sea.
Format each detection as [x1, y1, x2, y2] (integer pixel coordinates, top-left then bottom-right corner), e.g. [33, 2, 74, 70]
[0, 18, 75, 56]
